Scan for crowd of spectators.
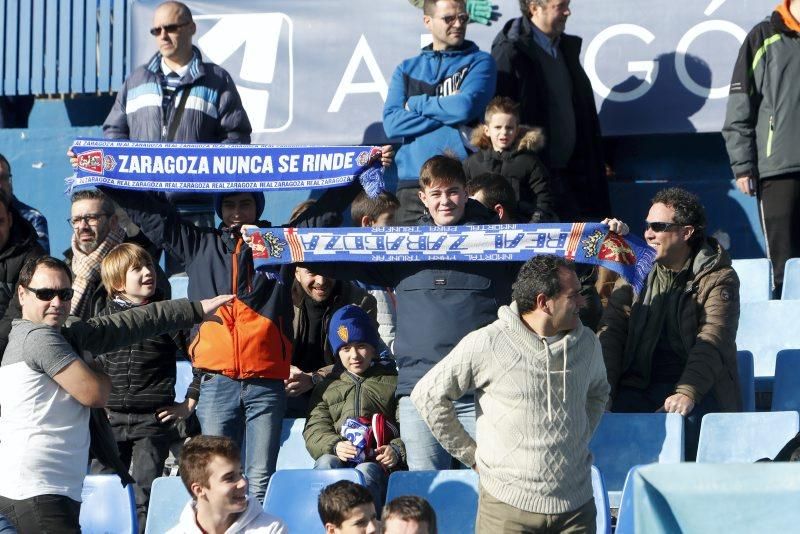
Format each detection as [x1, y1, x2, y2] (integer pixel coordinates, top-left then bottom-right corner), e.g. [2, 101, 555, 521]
[1, 0, 797, 532]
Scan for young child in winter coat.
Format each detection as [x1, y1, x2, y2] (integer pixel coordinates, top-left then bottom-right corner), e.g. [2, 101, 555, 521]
[463, 96, 560, 222]
[303, 304, 405, 511]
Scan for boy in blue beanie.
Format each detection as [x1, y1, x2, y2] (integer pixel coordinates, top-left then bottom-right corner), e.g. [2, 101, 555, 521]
[303, 305, 405, 512]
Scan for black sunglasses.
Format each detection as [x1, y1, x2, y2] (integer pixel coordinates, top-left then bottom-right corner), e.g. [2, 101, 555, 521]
[439, 13, 469, 25]
[149, 21, 191, 36]
[25, 286, 74, 301]
[644, 221, 682, 232]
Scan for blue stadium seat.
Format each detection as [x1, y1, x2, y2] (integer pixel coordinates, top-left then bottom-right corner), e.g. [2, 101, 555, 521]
[144, 476, 190, 534]
[589, 413, 683, 508]
[613, 466, 640, 534]
[169, 275, 189, 299]
[386, 470, 479, 534]
[781, 258, 800, 300]
[737, 350, 756, 412]
[736, 300, 800, 392]
[772, 350, 800, 412]
[731, 258, 772, 303]
[174, 359, 193, 403]
[80, 474, 137, 534]
[277, 418, 315, 469]
[591, 466, 612, 534]
[263, 469, 364, 533]
[618, 463, 800, 532]
[696, 411, 800, 463]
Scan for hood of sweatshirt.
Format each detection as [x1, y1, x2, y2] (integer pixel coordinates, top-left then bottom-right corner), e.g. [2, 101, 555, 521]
[498, 302, 587, 421]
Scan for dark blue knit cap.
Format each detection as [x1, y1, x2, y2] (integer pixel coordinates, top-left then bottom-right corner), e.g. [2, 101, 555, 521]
[328, 305, 380, 356]
[213, 192, 266, 221]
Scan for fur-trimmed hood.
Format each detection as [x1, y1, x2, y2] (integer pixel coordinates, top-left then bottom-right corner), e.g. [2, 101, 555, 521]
[470, 124, 546, 153]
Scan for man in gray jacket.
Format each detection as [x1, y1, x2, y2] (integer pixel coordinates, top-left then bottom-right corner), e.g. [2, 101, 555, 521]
[722, 0, 800, 296]
[411, 255, 609, 533]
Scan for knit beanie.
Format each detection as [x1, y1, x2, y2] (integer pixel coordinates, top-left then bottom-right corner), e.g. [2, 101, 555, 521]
[328, 305, 380, 356]
[213, 192, 266, 220]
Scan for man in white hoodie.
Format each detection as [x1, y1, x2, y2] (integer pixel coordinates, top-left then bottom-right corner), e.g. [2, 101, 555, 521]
[168, 435, 287, 534]
[411, 255, 609, 533]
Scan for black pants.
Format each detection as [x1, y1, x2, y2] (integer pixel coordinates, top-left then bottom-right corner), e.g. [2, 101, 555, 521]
[93, 411, 171, 534]
[759, 173, 800, 294]
[0, 494, 80, 534]
[395, 186, 426, 226]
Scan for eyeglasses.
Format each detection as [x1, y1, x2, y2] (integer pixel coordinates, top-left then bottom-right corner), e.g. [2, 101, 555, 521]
[644, 221, 682, 232]
[25, 286, 74, 301]
[68, 213, 111, 227]
[149, 21, 191, 36]
[438, 13, 469, 25]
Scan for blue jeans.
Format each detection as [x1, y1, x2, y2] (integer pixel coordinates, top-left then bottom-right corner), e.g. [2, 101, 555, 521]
[315, 455, 387, 511]
[398, 395, 476, 470]
[196, 374, 286, 501]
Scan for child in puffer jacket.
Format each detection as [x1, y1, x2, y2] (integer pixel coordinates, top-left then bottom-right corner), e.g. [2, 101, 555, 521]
[463, 96, 560, 222]
[303, 305, 405, 511]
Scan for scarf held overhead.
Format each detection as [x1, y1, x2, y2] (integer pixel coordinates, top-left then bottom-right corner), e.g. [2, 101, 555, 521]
[245, 223, 656, 293]
[67, 138, 385, 197]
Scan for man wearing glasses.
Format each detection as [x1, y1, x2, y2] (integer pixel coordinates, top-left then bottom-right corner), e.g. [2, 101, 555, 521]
[598, 187, 741, 460]
[383, 0, 496, 225]
[0, 255, 230, 533]
[103, 1, 250, 145]
[65, 189, 170, 319]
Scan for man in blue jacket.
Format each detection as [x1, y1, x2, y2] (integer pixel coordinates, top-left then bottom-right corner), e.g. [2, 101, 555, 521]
[384, 0, 496, 225]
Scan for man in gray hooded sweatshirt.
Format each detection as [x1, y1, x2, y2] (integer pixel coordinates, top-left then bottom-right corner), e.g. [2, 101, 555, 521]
[411, 254, 609, 533]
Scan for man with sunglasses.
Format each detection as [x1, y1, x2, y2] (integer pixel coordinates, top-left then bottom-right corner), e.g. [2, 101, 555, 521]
[0, 255, 231, 533]
[598, 187, 741, 460]
[384, 0, 496, 226]
[104, 1, 249, 146]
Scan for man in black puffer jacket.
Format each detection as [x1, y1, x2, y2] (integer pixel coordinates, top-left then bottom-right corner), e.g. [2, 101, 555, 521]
[0, 189, 44, 360]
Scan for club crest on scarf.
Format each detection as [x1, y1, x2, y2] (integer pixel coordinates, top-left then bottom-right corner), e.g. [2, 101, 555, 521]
[249, 232, 286, 260]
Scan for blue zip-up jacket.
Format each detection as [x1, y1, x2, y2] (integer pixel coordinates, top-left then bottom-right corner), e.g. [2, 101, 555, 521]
[383, 41, 496, 189]
[103, 46, 251, 144]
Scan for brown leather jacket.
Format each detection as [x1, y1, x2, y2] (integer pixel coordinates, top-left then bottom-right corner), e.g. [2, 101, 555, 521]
[598, 237, 742, 411]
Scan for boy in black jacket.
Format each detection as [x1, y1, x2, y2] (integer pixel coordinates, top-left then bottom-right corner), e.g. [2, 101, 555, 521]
[97, 242, 194, 531]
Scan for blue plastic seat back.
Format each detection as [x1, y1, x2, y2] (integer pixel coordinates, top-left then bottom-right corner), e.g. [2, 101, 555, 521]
[736, 301, 800, 388]
[144, 476, 190, 534]
[385, 470, 478, 534]
[80, 474, 138, 534]
[737, 350, 756, 412]
[263, 469, 365, 533]
[781, 258, 800, 300]
[174, 359, 193, 403]
[589, 413, 683, 508]
[628, 463, 800, 533]
[277, 418, 315, 469]
[169, 275, 189, 299]
[591, 466, 611, 534]
[771, 350, 800, 411]
[696, 411, 800, 463]
[731, 258, 772, 303]
[612, 465, 641, 534]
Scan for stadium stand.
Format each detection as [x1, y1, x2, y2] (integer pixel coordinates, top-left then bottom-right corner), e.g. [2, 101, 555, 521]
[168, 275, 189, 300]
[276, 418, 315, 469]
[617, 463, 800, 533]
[589, 413, 683, 508]
[80, 474, 137, 534]
[262, 469, 365, 533]
[781, 258, 800, 300]
[696, 411, 800, 463]
[736, 300, 800, 392]
[144, 476, 190, 534]
[771, 350, 800, 412]
[731, 258, 772, 303]
[737, 350, 756, 412]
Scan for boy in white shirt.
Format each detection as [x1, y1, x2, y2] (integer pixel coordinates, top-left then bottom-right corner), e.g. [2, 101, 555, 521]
[169, 435, 287, 534]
